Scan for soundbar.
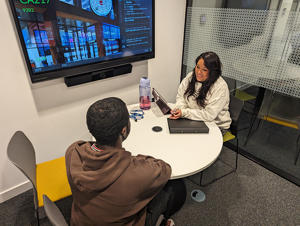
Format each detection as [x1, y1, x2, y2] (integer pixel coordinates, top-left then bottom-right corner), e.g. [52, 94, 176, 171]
[64, 64, 132, 87]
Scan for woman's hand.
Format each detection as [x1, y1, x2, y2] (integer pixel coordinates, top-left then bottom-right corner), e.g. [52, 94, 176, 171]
[169, 109, 182, 119]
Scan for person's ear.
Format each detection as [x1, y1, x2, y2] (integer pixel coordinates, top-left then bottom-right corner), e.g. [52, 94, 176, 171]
[121, 126, 127, 136]
[120, 126, 127, 141]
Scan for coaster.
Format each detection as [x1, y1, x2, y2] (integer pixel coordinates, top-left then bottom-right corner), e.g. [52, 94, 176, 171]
[191, 189, 206, 202]
[152, 126, 162, 132]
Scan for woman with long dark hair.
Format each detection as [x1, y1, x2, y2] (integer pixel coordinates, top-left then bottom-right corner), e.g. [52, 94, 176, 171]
[170, 52, 231, 134]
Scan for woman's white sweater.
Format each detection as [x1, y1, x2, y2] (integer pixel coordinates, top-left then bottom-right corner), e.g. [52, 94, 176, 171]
[175, 72, 232, 130]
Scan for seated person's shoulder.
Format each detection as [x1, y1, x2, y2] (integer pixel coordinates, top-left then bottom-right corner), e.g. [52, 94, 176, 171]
[184, 72, 194, 81]
[217, 76, 227, 85]
[212, 77, 229, 92]
[65, 141, 87, 155]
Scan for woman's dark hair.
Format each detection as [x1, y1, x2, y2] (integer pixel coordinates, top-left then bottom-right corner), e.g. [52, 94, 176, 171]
[86, 97, 129, 146]
[184, 51, 222, 108]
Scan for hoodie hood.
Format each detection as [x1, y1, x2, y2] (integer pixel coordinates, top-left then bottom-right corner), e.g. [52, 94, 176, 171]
[67, 141, 131, 192]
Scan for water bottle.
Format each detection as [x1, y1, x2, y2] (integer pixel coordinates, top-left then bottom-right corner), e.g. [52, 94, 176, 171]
[139, 77, 151, 110]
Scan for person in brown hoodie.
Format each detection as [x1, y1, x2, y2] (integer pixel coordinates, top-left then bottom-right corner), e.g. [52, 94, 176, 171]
[65, 97, 186, 226]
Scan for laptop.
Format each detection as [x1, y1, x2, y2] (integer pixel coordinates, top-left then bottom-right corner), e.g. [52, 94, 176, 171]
[167, 118, 209, 134]
[152, 88, 171, 115]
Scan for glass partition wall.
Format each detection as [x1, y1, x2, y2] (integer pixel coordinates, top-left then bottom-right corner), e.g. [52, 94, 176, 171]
[182, 0, 300, 185]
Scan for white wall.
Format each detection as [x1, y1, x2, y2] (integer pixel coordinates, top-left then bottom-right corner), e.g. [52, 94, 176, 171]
[148, 0, 186, 102]
[0, 0, 186, 202]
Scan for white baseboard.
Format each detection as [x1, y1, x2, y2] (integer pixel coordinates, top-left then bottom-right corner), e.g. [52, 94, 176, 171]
[0, 181, 32, 203]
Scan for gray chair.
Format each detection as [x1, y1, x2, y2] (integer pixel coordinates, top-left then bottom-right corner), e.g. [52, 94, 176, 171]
[7, 131, 40, 225]
[43, 194, 68, 226]
[200, 95, 244, 186]
[43, 193, 166, 226]
[43, 193, 165, 226]
[245, 90, 300, 165]
[7, 131, 71, 226]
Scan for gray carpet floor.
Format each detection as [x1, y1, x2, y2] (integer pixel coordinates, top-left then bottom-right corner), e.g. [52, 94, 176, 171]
[173, 148, 300, 226]
[0, 147, 299, 226]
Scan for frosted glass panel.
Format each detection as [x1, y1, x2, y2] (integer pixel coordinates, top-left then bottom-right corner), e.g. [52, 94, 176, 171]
[183, 8, 300, 97]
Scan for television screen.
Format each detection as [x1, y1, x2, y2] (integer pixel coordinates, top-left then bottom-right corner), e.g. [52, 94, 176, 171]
[9, 0, 154, 83]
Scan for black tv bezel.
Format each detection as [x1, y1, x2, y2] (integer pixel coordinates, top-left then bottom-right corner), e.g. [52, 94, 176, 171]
[8, 0, 155, 83]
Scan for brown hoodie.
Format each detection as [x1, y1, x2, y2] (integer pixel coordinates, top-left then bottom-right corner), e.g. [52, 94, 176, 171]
[65, 141, 171, 226]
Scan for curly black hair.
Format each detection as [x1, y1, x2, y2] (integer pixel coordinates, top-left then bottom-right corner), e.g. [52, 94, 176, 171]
[86, 97, 129, 146]
[184, 52, 222, 108]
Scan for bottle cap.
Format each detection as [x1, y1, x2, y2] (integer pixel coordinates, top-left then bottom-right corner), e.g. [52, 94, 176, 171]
[140, 77, 150, 87]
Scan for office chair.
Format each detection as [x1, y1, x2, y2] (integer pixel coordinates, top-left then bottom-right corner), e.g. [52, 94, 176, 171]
[224, 77, 256, 131]
[235, 89, 256, 103]
[223, 77, 256, 106]
[199, 95, 244, 186]
[43, 193, 166, 226]
[43, 194, 68, 226]
[244, 90, 300, 165]
[7, 131, 72, 226]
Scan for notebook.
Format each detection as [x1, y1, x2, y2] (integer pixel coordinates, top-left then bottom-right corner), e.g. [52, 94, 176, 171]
[152, 88, 171, 115]
[167, 118, 209, 134]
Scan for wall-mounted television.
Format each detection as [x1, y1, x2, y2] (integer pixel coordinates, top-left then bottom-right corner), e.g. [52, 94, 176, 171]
[9, 0, 154, 83]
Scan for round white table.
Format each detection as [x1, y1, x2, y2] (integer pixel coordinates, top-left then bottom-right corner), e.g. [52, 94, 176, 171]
[124, 104, 223, 179]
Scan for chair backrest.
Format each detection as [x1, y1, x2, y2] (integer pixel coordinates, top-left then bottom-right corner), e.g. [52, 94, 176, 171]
[229, 95, 244, 135]
[258, 90, 300, 129]
[7, 131, 37, 185]
[43, 194, 68, 226]
[223, 76, 236, 94]
[7, 131, 39, 208]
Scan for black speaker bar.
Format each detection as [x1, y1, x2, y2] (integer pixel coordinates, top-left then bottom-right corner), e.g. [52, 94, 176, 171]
[64, 64, 132, 87]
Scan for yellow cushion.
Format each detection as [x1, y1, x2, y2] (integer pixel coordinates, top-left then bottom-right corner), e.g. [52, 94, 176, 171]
[235, 89, 256, 102]
[223, 131, 235, 142]
[36, 156, 71, 207]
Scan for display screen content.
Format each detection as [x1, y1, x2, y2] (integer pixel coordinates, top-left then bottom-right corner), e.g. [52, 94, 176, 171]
[9, 0, 154, 82]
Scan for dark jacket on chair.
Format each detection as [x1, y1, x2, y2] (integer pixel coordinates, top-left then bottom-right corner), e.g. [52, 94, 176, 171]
[65, 141, 171, 226]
